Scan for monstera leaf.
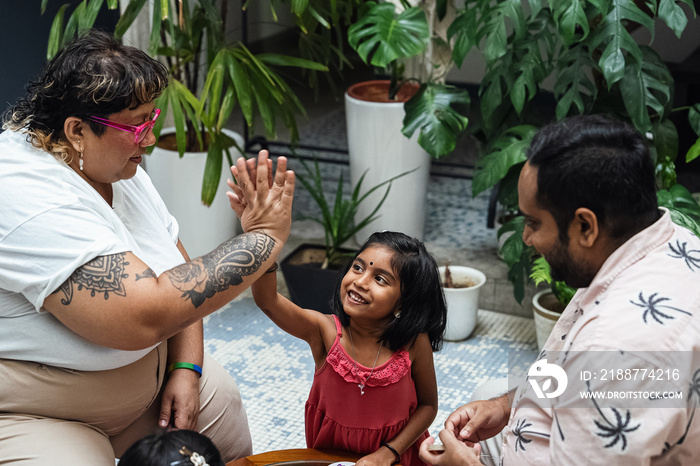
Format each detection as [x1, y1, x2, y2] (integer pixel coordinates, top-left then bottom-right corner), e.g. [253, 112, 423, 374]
[402, 83, 470, 158]
[348, 2, 429, 67]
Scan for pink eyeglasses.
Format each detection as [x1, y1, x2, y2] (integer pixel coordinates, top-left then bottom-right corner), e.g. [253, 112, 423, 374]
[87, 108, 161, 144]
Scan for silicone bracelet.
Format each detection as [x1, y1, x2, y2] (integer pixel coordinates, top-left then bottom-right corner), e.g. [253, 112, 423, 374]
[381, 443, 401, 464]
[167, 362, 202, 378]
[266, 262, 279, 273]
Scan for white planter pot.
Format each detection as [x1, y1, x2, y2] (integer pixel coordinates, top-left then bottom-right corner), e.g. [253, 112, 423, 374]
[144, 128, 243, 258]
[439, 266, 487, 341]
[532, 289, 563, 350]
[345, 81, 431, 242]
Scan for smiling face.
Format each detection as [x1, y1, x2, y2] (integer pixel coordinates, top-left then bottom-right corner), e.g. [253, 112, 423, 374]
[518, 161, 597, 288]
[340, 245, 402, 326]
[81, 102, 157, 182]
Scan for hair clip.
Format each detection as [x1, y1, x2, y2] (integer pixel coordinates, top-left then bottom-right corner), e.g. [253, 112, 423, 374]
[170, 447, 209, 466]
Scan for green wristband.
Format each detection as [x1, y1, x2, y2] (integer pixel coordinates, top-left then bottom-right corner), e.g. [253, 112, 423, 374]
[167, 362, 202, 378]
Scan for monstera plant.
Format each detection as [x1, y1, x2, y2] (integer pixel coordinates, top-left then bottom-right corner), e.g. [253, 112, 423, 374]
[453, 0, 700, 303]
[347, 0, 471, 158]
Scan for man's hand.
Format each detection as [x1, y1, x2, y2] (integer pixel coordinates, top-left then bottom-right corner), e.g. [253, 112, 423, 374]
[419, 431, 482, 466]
[444, 395, 510, 444]
[158, 369, 200, 430]
[226, 150, 294, 244]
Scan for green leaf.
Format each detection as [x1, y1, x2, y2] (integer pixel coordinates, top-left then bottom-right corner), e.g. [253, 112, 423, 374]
[652, 118, 679, 165]
[348, 2, 429, 67]
[554, 44, 597, 119]
[472, 125, 537, 196]
[447, 8, 478, 67]
[530, 256, 552, 286]
[47, 4, 69, 59]
[658, 0, 690, 38]
[552, 0, 589, 45]
[82, 0, 104, 32]
[256, 53, 328, 71]
[666, 207, 700, 238]
[201, 134, 224, 206]
[401, 83, 470, 158]
[688, 103, 700, 136]
[686, 137, 700, 163]
[114, 0, 148, 38]
[498, 216, 535, 303]
[619, 46, 673, 134]
[657, 184, 700, 221]
[590, 0, 652, 87]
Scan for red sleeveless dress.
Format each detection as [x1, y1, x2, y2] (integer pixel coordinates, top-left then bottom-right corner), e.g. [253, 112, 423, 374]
[305, 316, 429, 466]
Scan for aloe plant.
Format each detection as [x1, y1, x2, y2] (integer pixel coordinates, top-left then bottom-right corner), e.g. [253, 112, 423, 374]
[42, 0, 338, 205]
[295, 158, 416, 268]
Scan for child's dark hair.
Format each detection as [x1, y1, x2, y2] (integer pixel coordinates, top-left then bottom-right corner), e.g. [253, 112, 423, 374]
[118, 429, 225, 466]
[331, 231, 447, 352]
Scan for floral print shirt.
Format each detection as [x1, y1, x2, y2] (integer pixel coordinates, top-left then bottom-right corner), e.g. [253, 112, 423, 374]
[502, 209, 700, 465]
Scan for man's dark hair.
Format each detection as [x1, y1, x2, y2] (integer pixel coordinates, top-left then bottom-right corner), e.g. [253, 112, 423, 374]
[526, 114, 659, 242]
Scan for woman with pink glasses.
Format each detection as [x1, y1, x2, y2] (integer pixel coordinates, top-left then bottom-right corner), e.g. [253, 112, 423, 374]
[0, 30, 295, 465]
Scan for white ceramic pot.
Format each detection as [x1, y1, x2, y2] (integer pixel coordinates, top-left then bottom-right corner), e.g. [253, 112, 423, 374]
[532, 289, 563, 350]
[144, 128, 243, 258]
[439, 266, 487, 341]
[345, 81, 431, 242]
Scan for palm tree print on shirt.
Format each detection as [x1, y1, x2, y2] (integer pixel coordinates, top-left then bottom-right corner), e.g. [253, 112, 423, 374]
[512, 418, 551, 452]
[662, 367, 700, 454]
[668, 240, 700, 272]
[587, 381, 641, 451]
[629, 292, 692, 325]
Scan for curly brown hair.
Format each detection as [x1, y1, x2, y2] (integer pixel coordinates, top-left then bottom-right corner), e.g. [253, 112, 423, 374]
[2, 29, 168, 162]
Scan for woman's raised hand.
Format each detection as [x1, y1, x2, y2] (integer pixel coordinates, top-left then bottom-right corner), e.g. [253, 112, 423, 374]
[226, 150, 294, 244]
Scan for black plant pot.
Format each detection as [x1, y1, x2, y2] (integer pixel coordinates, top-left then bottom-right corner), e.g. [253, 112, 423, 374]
[280, 243, 355, 314]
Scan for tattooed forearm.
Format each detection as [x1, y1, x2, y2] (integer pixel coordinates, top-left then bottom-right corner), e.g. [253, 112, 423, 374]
[51, 253, 129, 305]
[167, 232, 275, 307]
[136, 268, 157, 281]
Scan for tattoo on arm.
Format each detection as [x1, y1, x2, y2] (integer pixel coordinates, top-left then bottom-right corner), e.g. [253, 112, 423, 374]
[52, 253, 130, 305]
[136, 268, 157, 281]
[166, 232, 275, 308]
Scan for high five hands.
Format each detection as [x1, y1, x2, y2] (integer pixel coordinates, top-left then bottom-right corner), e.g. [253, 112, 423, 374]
[226, 150, 295, 243]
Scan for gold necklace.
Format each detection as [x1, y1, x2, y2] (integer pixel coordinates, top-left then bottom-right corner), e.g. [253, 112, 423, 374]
[348, 326, 383, 395]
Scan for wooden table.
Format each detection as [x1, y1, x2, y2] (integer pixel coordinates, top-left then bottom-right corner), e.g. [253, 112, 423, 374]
[227, 448, 361, 466]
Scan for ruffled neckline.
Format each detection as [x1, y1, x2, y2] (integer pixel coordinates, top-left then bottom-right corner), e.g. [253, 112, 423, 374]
[326, 334, 411, 387]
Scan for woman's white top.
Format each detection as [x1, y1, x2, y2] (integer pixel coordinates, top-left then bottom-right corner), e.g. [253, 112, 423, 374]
[0, 130, 184, 370]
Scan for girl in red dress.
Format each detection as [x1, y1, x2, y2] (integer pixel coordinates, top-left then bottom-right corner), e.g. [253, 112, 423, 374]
[252, 231, 447, 466]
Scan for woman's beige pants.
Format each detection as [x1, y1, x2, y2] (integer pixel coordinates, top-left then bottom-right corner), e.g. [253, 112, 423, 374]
[0, 344, 252, 465]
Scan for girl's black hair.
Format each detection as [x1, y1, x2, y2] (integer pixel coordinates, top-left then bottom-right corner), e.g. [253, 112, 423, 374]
[330, 231, 447, 352]
[118, 429, 225, 466]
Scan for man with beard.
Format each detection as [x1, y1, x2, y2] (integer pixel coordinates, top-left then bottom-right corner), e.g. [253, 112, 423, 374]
[420, 115, 700, 465]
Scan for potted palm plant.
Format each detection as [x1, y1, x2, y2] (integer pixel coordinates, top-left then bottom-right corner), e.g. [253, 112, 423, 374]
[344, 0, 471, 240]
[43, 0, 333, 256]
[281, 158, 414, 313]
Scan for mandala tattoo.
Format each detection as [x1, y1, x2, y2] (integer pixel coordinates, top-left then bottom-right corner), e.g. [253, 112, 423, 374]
[167, 232, 275, 307]
[53, 253, 129, 305]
